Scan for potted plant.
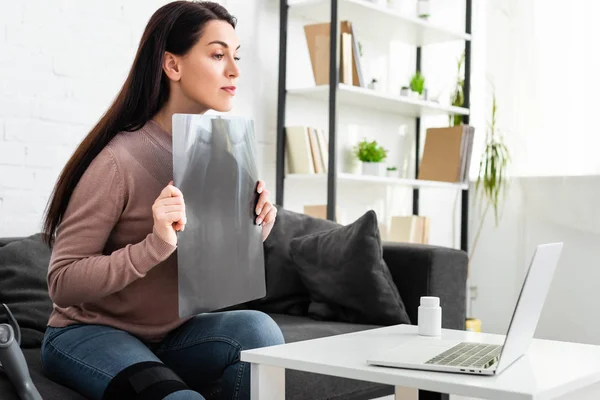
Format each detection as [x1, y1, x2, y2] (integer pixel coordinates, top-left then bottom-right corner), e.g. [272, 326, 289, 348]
[469, 92, 511, 273]
[354, 139, 388, 176]
[449, 51, 465, 126]
[368, 78, 380, 91]
[417, 0, 430, 19]
[410, 71, 425, 98]
[400, 86, 410, 96]
[386, 166, 399, 178]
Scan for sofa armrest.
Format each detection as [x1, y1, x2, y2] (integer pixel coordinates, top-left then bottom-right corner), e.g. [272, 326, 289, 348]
[382, 241, 468, 330]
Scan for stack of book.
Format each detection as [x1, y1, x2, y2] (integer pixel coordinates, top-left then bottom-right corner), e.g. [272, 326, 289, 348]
[388, 215, 430, 244]
[304, 20, 365, 87]
[285, 126, 329, 174]
[418, 125, 475, 183]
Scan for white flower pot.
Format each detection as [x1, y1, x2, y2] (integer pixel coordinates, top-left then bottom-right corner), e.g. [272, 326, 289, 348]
[368, 80, 380, 91]
[362, 162, 385, 177]
[417, 0, 430, 18]
[386, 169, 399, 178]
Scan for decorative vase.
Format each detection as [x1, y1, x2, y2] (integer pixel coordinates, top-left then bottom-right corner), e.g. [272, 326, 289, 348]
[362, 161, 385, 177]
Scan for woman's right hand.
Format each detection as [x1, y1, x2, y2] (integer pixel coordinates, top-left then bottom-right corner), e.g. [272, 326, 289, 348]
[152, 180, 186, 246]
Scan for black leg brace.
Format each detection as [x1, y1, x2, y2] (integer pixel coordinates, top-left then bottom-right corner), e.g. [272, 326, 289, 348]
[102, 361, 190, 400]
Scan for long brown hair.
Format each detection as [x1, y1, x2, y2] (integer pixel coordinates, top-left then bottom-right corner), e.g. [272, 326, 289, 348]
[42, 1, 236, 247]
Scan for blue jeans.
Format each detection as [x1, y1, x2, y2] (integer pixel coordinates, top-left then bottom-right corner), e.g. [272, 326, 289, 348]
[41, 310, 285, 400]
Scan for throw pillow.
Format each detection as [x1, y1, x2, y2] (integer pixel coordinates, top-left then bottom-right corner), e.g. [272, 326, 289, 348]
[289, 210, 411, 326]
[0, 233, 53, 348]
[244, 207, 340, 315]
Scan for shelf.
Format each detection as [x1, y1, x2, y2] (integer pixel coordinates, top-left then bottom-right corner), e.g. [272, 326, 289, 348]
[286, 173, 468, 190]
[288, 0, 471, 46]
[287, 84, 469, 117]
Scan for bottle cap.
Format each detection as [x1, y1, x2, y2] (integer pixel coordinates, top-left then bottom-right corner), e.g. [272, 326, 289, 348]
[420, 296, 440, 307]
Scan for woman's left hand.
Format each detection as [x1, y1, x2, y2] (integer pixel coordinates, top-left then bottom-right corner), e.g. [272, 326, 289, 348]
[255, 180, 277, 242]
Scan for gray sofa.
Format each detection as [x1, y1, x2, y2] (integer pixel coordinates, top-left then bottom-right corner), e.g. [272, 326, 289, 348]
[0, 209, 467, 400]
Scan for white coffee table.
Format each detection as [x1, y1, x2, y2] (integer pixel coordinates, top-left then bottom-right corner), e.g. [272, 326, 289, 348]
[240, 324, 600, 400]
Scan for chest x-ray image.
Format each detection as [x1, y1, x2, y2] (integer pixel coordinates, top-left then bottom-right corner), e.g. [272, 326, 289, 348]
[172, 114, 266, 318]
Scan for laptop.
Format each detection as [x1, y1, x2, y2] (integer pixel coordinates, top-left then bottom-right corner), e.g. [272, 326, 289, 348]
[366, 242, 563, 376]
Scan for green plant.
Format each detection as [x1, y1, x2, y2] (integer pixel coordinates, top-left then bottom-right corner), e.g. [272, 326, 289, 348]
[449, 51, 465, 126]
[470, 92, 511, 268]
[354, 139, 388, 163]
[410, 71, 425, 95]
[386, 166, 397, 171]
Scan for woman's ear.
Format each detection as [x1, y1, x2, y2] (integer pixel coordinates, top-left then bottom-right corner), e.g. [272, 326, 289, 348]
[163, 51, 181, 81]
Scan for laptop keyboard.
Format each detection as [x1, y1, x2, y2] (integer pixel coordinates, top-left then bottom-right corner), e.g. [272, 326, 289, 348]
[425, 343, 503, 369]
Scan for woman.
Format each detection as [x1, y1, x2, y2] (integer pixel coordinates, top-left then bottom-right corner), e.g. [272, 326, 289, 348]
[39, 2, 284, 399]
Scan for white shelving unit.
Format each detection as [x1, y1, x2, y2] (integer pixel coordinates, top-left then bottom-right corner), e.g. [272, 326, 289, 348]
[287, 84, 470, 118]
[286, 173, 469, 190]
[275, 0, 473, 252]
[288, 0, 471, 45]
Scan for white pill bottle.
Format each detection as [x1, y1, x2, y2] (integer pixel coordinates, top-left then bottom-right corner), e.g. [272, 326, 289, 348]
[418, 296, 442, 337]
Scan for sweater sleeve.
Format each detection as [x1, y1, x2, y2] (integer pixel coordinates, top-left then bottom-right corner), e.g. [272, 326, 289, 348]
[47, 147, 177, 308]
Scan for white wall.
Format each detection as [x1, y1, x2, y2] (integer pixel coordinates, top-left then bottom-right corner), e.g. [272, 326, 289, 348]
[0, 0, 163, 236]
[467, 0, 600, 350]
[469, 174, 600, 345]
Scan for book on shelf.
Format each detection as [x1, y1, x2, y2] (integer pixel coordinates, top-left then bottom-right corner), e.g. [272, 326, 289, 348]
[341, 32, 353, 85]
[304, 204, 340, 223]
[388, 215, 430, 244]
[304, 20, 364, 87]
[285, 126, 328, 174]
[417, 125, 475, 183]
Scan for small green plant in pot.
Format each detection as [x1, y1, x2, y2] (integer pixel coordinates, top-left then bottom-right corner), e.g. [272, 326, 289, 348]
[410, 71, 425, 98]
[386, 166, 399, 178]
[354, 139, 388, 176]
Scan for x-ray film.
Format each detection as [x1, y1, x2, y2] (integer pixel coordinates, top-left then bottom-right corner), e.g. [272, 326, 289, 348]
[172, 114, 266, 318]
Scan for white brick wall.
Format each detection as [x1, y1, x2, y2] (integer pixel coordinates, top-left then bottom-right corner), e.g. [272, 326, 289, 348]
[0, 0, 277, 237]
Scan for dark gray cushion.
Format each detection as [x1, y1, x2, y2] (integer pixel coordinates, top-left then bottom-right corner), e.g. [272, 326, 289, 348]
[245, 208, 339, 315]
[269, 313, 394, 400]
[289, 211, 411, 326]
[0, 233, 53, 348]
